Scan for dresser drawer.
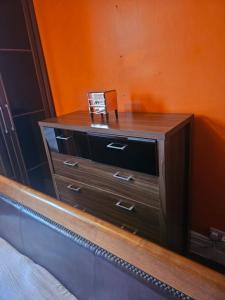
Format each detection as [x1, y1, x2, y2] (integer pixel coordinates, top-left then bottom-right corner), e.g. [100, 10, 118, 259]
[88, 134, 158, 176]
[54, 175, 160, 242]
[52, 152, 160, 208]
[43, 127, 90, 158]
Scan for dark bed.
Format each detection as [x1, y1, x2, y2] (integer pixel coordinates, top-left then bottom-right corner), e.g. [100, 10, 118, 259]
[0, 175, 224, 300]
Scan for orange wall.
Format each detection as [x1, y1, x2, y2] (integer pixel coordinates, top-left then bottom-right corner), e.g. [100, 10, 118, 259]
[33, 0, 225, 234]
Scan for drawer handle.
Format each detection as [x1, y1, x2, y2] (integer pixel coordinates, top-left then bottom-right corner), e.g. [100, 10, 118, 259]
[107, 142, 127, 150]
[121, 224, 138, 234]
[63, 160, 79, 167]
[56, 135, 72, 141]
[67, 184, 81, 192]
[116, 201, 135, 212]
[5, 104, 15, 131]
[0, 106, 8, 134]
[113, 171, 133, 181]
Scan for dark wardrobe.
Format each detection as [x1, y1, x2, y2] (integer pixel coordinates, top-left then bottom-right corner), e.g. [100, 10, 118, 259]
[0, 0, 55, 195]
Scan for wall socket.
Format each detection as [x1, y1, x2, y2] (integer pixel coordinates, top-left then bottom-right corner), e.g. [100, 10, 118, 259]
[209, 227, 225, 242]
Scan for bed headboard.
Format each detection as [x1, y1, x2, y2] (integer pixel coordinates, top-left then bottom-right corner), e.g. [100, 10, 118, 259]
[0, 175, 224, 300]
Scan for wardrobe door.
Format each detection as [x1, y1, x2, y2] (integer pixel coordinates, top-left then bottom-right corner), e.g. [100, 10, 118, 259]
[0, 0, 30, 49]
[0, 124, 13, 178]
[0, 74, 28, 183]
[0, 125, 26, 183]
[0, 52, 43, 116]
[0, 62, 52, 194]
[0, 53, 46, 171]
[0, 0, 55, 195]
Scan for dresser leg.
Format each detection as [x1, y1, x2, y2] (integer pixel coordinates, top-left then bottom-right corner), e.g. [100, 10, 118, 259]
[115, 109, 118, 119]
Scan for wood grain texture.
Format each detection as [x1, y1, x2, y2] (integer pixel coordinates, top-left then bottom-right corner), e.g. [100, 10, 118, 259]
[0, 0, 55, 194]
[39, 111, 193, 252]
[164, 124, 191, 252]
[39, 111, 193, 140]
[52, 152, 160, 208]
[0, 175, 224, 300]
[54, 174, 160, 242]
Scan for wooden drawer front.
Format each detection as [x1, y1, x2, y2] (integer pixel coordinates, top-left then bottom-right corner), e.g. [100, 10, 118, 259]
[43, 127, 90, 158]
[54, 175, 160, 242]
[52, 152, 160, 209]
[88, 134, 158, 176]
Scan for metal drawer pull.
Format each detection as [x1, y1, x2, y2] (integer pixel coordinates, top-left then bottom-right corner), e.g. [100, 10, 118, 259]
[121, 224, 138, 234]
[67, 184, 81, 192]
[106, 142, 127, 150]
[56, 135, 72, 141]
[5, 104, 14, 131]
[116, 201, 135, 212]
[63, 160, 79, 167]
[0, 76, 13, 132]
[0, 106, 8, 134]
[113, 171, 133, 181]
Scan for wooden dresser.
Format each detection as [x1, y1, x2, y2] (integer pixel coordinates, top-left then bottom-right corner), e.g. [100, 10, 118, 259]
[39, 111, 193, 253]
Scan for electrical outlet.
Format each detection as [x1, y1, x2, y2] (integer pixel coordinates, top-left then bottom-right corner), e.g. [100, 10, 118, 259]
[209, 227, 225, 242]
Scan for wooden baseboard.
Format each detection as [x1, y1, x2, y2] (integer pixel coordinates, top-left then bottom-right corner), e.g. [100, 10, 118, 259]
[189, 230, 225, 266]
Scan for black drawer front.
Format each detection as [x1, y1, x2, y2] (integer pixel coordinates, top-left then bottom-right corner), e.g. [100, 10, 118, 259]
[89, 134, 158, 176]
[43, 127, 90, 159]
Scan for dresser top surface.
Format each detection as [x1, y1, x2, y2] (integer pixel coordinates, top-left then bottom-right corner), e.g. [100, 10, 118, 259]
[39, 111, 193, 139]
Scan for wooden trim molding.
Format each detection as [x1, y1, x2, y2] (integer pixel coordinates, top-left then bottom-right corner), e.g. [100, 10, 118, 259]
[0, 175, 224, 300]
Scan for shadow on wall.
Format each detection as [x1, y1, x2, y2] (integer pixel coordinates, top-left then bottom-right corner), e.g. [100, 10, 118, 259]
[121, 93, 225, 235]
[190, 116, 225, 234]
[123, 93, 166, 112]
